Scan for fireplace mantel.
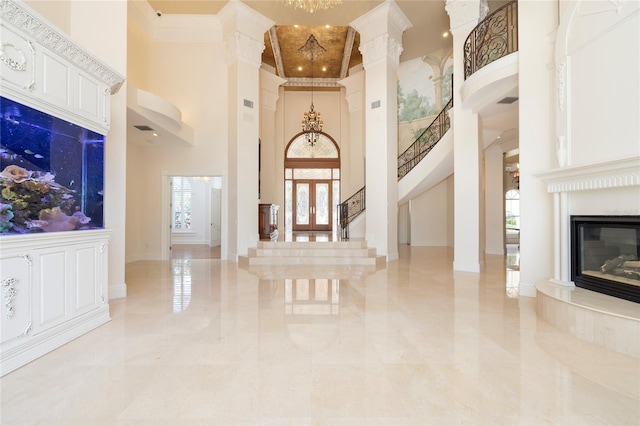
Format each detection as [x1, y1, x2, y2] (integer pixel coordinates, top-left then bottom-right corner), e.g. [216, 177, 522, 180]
[533, 156, 640, 358]
[536, 156, 640, 286]
[537, 156, 640, 194]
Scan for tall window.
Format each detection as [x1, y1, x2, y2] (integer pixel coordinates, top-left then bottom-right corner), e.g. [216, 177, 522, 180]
[172, 177, 192, 230]
[505, 189, 520, 241]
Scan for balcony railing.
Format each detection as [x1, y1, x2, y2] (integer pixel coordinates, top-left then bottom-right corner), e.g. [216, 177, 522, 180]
[337, 186, 365, 240]
[464, 0, 518, 80]
[397, 97, 453, 180]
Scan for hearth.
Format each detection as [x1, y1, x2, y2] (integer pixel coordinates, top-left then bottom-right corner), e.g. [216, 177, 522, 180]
[571, 216, 640, 303]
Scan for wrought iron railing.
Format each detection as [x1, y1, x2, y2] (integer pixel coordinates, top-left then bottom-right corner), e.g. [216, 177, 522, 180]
[464, 0, 518, 80]
[337, 186, 365, 240]
[397, 97, 453, 180]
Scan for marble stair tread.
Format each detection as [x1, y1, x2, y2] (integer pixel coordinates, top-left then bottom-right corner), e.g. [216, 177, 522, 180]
[248, 248, 377, 257]
[239, 255, 384, 265]
[241, 240, 386, 268]
[257, 240, 368, 249]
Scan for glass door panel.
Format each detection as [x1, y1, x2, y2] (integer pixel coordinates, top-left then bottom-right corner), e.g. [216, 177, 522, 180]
[292, 179, 332, 231]
[295, 182, 310, 227]
[315, 182, 329, 226]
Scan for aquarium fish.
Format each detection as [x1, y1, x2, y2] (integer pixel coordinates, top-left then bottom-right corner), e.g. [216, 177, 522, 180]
[61, 194, 74, 199]
[98, 190, 104, 196]
[69, 180, 74, 186]
[0, 150, 17, 160]
[34, 154, 44, 159]
[26, 220, 48, 229]
[24, 149, 34, 155]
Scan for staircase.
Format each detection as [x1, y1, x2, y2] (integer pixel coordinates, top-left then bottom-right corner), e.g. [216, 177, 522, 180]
[239, 240, 385, 267]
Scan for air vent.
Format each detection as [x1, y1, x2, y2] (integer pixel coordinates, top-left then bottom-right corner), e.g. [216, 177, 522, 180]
[498, 96, 519, 104]
[134, 125, 155, 131]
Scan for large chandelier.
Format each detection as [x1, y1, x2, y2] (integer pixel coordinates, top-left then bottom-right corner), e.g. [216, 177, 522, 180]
[283, 0, 343, 14]
[299, 34, 326, 147]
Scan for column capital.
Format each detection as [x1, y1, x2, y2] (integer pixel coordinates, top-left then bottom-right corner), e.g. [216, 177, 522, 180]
[260, 68, 287, 111]
[351, 0, 412, 69]
[218, 0, 274, 66]
[445, 0, 481, 33]
[338, 70, 365, 112]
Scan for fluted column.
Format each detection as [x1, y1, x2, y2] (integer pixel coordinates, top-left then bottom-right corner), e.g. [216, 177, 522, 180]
[351, 0, 412, 261]
[219, 0, 274, 260]
[446, 0, 485, 272]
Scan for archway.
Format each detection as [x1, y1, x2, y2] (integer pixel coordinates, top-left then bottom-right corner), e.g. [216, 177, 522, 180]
[284, 132, 340, 233]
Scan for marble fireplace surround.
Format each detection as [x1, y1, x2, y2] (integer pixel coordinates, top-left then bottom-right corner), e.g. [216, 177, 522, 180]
[536, 156, 640, 358]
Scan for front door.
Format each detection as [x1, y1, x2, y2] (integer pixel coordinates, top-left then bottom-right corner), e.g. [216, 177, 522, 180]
[293, 180, 332, 231]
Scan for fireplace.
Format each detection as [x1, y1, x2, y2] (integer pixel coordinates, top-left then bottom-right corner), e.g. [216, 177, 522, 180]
[571, 216, 640, 303]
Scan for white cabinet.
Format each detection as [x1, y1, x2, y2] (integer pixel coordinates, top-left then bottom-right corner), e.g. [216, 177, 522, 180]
[0, 230, 110, 376]
[0, 0, 122, 134]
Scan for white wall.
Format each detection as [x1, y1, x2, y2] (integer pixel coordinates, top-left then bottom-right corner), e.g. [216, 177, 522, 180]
[410, 175, 453, 246]
[565, 3, 639, 166]
[125, 12, 228, 262]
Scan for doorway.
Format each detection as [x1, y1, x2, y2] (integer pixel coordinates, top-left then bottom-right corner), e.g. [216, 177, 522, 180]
[284, 132, 340, 235]
[168, 176, 222, 260]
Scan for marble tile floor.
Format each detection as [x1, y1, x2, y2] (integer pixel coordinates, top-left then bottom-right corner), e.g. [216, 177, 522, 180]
[1, 246, 639, 425]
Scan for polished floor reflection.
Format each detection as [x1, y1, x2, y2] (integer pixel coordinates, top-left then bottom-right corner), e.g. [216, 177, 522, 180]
[1, 247, 638, 425]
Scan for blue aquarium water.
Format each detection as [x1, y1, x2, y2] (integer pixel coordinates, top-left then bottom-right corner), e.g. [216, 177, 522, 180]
[0, 96, 105, 234]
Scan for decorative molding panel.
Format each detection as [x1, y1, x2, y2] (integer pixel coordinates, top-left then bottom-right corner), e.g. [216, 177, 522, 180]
[537, 156, 640, 193]
[359, 34, 404, 69]
[283, 77, 340, 88]
[0, 0, 124, 94]
[0, 230, 111, 376]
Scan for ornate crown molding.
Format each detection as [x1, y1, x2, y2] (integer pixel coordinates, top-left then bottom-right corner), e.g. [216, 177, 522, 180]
[537, 156, 640, 193]
[0, 0, 125, 94]
[351, 0, 411, 46]
[225, 32, 265, 67]
[283, 77, 341, 88]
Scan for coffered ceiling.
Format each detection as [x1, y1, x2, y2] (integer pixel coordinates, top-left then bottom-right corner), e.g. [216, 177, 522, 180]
[146, 0, 455, 87]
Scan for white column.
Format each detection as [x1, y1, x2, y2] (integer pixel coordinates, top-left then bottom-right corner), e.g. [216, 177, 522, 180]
[446, 0, 484, 273]
[351, 0, 412, 261]
[219, 1, 274, 260]
[485, 145, 505, 255]
[338, 70, 365, 197]
[259, 68, 286, 204]
[518, 1, 556, 296]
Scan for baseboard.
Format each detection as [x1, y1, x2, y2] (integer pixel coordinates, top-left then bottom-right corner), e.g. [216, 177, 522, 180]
[109, 283, 127, 299]
[518, 282, 537, 298]
[453, 260, 484, 273]
[0, 306, 110, 377]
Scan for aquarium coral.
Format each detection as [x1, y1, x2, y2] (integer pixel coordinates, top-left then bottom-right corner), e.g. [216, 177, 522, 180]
[0, 165, 92, 234]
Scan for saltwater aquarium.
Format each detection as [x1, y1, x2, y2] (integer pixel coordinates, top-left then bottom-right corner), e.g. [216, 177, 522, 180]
[0, 96, 105, 234]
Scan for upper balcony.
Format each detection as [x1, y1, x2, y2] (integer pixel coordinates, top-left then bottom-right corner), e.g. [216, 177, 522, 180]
[461, 0, 519, 114]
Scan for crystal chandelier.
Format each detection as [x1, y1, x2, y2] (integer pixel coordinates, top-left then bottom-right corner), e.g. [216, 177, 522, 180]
[283, 0, 343, 14]
[299, 35, 326, 147]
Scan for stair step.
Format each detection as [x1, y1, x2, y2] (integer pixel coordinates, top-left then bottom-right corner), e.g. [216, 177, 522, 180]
[239, 255, 386, 267]
[248, 248, 377, 257]
[257, 240, 367, 249]
[241, 239, 386, 268]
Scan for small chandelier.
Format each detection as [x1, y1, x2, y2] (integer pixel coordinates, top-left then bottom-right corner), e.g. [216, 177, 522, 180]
[283, 0, 343, 13]
[299, 35, 326, 147]
[506, 163, 520, 189]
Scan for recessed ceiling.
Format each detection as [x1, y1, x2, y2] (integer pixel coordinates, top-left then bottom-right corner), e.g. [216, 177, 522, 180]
[146, 1, 455, 86]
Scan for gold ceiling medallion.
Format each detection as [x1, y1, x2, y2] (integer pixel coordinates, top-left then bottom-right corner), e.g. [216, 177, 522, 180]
[299, 34, 326, 148]
[282, 0, 343, 14]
